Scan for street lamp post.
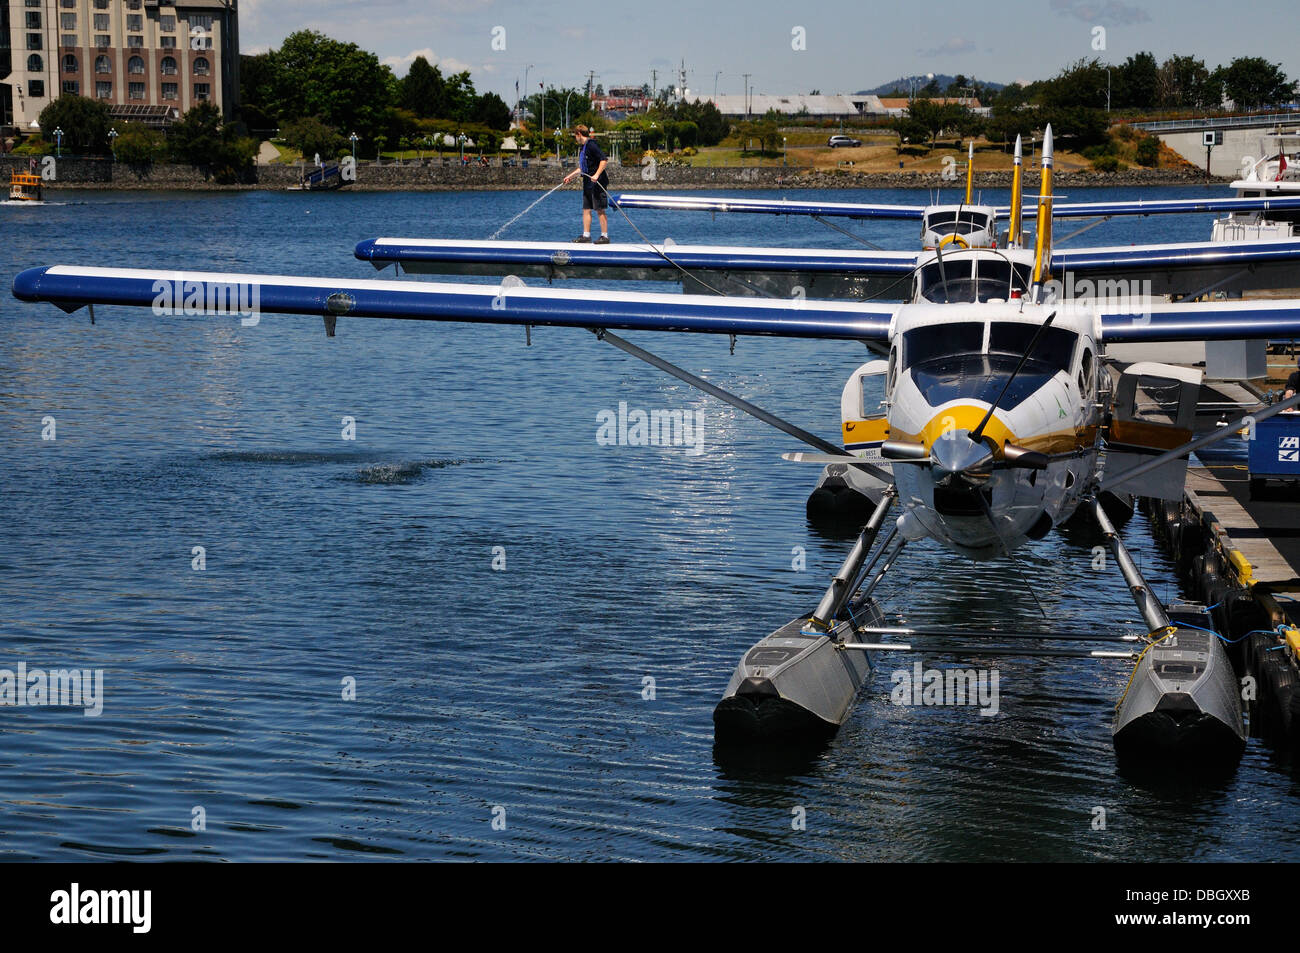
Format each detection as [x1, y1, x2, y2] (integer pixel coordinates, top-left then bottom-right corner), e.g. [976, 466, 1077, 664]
[458, 133, 466, 162]
[349, 132, 358, 163]
[783, 136, 787, 166]
[54, 126, 64, 157]
[1104, 68, 1112, 113]
[522, 64, 533, 120]
[108, 127, 118, 160]
[714, 71, 722, 102]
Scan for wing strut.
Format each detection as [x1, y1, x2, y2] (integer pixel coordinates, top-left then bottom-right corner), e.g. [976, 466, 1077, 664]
[593, 328, 890, 480]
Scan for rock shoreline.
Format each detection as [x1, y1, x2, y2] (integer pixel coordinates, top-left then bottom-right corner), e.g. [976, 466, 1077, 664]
[0, 155, 1224, 191]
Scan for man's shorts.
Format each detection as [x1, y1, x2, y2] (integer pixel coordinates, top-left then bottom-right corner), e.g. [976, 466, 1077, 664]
[582, 186, 609, 211]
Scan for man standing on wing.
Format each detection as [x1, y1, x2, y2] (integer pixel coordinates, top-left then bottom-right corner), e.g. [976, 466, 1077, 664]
[563, 125, 610, 243]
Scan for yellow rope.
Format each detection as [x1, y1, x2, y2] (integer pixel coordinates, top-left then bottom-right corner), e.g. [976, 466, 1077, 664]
[1114, 625, 1178, 712]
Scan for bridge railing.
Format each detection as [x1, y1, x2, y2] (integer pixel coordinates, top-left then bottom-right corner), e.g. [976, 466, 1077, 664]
[1132, 111, 1300, 134]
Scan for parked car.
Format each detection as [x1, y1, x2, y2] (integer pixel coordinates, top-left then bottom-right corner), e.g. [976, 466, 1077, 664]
[827, 135, 863, 148]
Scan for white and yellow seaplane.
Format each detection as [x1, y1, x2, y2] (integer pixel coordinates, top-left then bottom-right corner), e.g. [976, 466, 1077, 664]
[13, 128, 1300, 774]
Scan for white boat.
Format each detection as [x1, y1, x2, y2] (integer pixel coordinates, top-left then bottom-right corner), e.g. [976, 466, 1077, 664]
[1213, 132, 1300, 242]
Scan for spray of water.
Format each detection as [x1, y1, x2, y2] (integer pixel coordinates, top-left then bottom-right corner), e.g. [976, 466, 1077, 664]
[488, 181, 568, 240]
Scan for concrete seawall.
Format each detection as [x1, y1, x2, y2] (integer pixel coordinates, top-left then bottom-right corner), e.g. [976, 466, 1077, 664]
[0, 155, 1223, 191]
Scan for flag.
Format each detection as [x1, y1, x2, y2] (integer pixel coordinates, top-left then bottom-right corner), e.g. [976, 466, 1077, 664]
[1279, 154, 1288, 181]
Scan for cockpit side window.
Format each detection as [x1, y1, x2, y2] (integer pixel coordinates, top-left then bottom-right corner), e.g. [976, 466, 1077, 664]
[1078, 346, 1095, 397]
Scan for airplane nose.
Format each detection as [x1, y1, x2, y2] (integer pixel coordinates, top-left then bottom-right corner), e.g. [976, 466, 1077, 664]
[929, 430, 994, 484]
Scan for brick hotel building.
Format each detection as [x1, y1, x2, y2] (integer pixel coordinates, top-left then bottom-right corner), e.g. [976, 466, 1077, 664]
[1, 0, 239, 137]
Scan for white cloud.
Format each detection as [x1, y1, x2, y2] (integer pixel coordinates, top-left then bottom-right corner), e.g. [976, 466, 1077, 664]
[382, 48, 476, 77]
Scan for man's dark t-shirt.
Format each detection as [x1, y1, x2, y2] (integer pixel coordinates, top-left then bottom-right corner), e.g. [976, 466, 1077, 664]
[1288, 369, 1300, 394]
[581, 140, 609, 190]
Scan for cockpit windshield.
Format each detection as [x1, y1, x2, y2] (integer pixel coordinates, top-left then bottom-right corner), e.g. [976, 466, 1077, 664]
[918, 257, 1032, 303]
[902, 321, 1077, 373]
[924, 210, 990, 236]
[902, 320, 1079, 409]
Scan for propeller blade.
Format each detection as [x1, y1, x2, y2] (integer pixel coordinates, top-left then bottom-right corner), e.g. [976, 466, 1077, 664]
[780, 451, 888, 468]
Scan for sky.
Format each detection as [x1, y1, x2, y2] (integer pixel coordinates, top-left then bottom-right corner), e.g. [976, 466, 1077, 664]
[238, 0, 1300, 103]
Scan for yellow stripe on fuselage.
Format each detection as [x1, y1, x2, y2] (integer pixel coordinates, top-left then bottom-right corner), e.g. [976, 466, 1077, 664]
[842, 418, 891, 445]
[891, 405, 1095, 456]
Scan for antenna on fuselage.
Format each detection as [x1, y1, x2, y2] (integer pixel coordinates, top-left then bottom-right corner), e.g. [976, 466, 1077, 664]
[964, 140, 975, 205]
[1007, 135, 1024, 248]
[1029, 126, 1054, 304]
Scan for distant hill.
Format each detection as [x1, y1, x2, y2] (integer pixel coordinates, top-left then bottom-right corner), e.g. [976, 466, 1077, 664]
[858, 75, 1007, 97]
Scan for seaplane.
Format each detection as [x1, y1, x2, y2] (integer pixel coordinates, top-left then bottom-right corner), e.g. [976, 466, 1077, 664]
[353, 134, 1300, 523]
[12, 127, 1300, 774]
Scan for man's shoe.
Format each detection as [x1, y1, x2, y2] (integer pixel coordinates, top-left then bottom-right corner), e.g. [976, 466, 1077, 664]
[594, 235, 610, 244]
[572, 235, 591, 243]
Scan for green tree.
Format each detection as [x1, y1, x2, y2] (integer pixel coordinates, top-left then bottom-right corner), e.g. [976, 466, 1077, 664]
[400, 56, 447, 118]
[280, 116, 347, 161]
[1214, 56, 1294, 109]
[474, 91, 512, 131]
[113, 122, 166, 164]
[906, 98, 964, 147]
[38, 94, 112, 155]
[168, 101, 256, 183]
[264, 30, 397, 144]
[1157, 55, 1212, 109]
[443, 71, 478, 122]
[1119, 51, 1159, 110]
[1041, 58, 1110, 110]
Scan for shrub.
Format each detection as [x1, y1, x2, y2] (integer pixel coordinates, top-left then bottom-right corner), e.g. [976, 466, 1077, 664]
[1091, 154, 1122, 172]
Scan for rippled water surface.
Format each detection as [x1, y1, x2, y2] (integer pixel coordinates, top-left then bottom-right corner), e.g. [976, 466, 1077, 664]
[2, 185, 1298, 861]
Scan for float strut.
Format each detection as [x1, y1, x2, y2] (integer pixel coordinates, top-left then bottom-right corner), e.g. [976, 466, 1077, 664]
[1089, 496, 1169, 632]
[808, 487, 897, 632]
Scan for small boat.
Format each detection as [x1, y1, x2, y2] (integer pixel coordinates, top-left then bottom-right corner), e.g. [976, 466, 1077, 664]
[8, 172, 43, 203]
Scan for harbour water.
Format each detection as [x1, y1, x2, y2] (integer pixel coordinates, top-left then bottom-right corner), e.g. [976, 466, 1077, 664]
[2, 186, 1297, 861]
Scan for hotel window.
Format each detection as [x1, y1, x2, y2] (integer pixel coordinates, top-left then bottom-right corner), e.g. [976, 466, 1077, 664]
[161, 56, 177, 75]
[26, 0, 42, 6]
[95, 55, 111, 74]
[95, 81, 111, 99]
[161, 82, 178, 100]
[26, 11, 41, 29]
[63, 80, 80, 94]
[94, 14, 109, 31]
[62, 54, 78, 73]
[61, 34, 76, 47]
[96, 35, 111, 49]
[194, 57, 209, 76]
[160, 16, 175, 32]
[127, 35, 143, 48]
[127, 14, 141, 31]
[94, 0, 109, 8]
[159, 36, 176, 48]
[29, 80, 45, 97]
[28, 54, 43, 72]
[129, 81, 145, 100]
[60, 12, 75, 29]
[28, 35, 43, 51]
[60, 0, 74, 7]
[128, 56, 144, 74]
[195, 83, 210, 101]
[127, 0, 142, 7]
